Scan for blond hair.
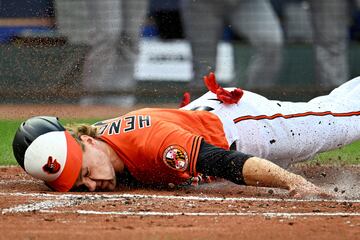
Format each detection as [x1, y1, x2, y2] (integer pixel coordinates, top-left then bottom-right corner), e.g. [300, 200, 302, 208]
[65, 123, 100, 150]
[66, 123, 99, 138]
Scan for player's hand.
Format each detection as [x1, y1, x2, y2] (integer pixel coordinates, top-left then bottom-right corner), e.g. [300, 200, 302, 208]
[288, 177, 335, 199]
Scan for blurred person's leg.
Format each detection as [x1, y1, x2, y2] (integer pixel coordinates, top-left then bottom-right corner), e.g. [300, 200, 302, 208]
[309, 0, 349, 89]
[54, 0, 92, 43]
[81, 0, 122, 104]
[117, 0, 147, 93]
[181, 0, 224, 89]
[230, 0, 283, 88]
[81, 0, 147, 106]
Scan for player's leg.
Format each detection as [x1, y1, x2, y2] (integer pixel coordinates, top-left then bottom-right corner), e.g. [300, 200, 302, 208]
[309, 0, 349, 88]
[81, 0, 122, 91]
[230, 0, 283, 88]
[180, 0, 224, 88]
[309, 76, 360, 105]
[183, 76, 360, 167]
[227, 77, 360, 167]
[81, 0, 147, 106]
[116, 0, 148, 92]
[300, 76, 360, 154]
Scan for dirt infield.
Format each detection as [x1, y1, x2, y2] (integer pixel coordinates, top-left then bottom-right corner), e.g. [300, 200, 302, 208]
[1, 104, 360, 239]
[1, 165, 360, 240]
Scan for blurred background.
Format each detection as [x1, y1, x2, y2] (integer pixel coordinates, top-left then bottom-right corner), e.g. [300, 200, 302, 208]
[1, 0, 360, 105]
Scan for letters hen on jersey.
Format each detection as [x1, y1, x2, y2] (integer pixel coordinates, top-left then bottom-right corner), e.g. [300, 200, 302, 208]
[95, 115, 151, 135]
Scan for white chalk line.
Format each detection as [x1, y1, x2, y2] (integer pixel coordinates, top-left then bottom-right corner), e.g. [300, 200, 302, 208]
[1, 196, 108, 214]
[1, 191, 360, 203]
[2, 191, 359, 217]
[2, 191, 360, 216]
[2, 200, 76, 214]
[40, 209, 360, 218]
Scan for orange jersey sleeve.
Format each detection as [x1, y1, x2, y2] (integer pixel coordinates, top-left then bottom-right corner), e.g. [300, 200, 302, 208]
[95, 108, 228, 185]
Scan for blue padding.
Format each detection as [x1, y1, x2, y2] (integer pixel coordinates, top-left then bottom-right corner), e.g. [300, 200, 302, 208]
[0, 26, 53, 43]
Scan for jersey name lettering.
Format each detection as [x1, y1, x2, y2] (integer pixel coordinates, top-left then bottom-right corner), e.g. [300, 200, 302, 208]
[138, 115, 151, 128]
[109, 119, 122, 135]
[98, 115, 151, 135]
[124, 116, 135, 132]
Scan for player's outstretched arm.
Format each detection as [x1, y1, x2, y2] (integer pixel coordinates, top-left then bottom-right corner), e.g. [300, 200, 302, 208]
[197, 141, 332, 198]
[242, 157, 331, 198]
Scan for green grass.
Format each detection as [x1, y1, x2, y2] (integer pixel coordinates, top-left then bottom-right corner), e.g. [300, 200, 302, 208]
[310, 141, 360, 165]
[1, 119, 360, 166]
[0, 120, 22, 165]
[0, 119, 99, 166]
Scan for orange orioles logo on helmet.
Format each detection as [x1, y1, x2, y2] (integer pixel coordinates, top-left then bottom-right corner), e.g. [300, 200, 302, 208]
[162, 145, 189, 171]
[42, 156, 61, 174]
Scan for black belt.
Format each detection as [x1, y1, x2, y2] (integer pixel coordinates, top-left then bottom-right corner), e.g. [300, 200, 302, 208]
[190, 106, 214, 111]
[230, 142, 237, 151]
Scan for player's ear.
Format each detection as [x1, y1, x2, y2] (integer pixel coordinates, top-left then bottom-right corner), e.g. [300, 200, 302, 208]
[79, 135, 95, 145]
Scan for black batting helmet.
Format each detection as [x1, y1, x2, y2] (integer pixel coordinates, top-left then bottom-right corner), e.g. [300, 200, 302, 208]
[12, 116, 65, 169]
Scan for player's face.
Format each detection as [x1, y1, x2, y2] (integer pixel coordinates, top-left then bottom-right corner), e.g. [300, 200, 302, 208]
[73, 140, 116, 192]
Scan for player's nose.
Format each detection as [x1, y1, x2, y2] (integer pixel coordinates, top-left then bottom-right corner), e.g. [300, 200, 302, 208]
[83, 178, 97, 192]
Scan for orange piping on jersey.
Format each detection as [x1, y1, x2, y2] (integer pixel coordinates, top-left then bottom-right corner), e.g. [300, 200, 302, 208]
[189, 136, 197, 175]
[233, 111, 360, 123]
[190, 136, 202, 176]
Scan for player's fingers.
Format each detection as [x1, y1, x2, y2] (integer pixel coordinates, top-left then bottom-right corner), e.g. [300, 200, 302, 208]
[289, 185, 336, 199]
[288, 189, 302, 198]
[316, 189, 337, 199]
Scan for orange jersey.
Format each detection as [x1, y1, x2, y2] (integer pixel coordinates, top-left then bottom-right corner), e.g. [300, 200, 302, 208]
[94, 108, 229, 185]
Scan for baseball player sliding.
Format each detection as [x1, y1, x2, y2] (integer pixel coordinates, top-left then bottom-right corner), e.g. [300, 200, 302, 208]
[12, 73, 360, 198]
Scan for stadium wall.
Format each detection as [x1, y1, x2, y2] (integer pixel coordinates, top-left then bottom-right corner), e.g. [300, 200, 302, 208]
[1, 41, 360, 104]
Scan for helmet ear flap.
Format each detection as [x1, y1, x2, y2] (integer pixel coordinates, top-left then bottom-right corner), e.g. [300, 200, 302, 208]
[12, 116, 65, 169]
